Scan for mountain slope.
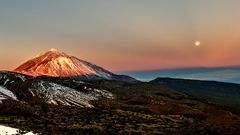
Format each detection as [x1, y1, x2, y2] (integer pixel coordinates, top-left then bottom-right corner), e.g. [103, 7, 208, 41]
[0, 71, 114, 107]
[14, 49, 111, 77]
[26, 80, 113, 107]
[150, 77, 240, 111]
[14, 49, 136, 82]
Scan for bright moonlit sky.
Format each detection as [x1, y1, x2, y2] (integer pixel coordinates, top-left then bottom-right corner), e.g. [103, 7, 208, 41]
[1, 0, 240, 72]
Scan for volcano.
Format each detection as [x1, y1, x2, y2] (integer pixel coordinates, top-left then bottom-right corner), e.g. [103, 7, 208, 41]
[13, 49, 136, 82]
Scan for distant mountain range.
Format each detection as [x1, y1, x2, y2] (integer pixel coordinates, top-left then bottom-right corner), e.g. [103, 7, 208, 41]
[124, 66, 240, 83]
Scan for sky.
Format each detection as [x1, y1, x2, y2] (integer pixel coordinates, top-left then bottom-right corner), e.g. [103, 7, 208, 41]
[1, 0, 240, 72]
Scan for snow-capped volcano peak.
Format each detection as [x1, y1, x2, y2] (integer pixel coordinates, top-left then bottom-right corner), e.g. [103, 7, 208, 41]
[13, 49, 113, 78]
[50, 48, 58, 52]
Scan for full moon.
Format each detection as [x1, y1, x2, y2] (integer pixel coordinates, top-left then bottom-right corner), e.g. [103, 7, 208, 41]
[195, 41, 200, 46]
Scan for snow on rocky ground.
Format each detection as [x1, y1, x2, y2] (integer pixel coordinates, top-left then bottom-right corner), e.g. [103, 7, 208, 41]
[0, 70, 114, 107]
[14, 73, 27, 81]
[0, 71, 114, 107]
[0, 125, 36, 135]
[0, 86, 17, 103]
[28, 80, 114, 107]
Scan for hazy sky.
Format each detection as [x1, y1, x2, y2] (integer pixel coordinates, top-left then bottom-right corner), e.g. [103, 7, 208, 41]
[1, 0, 240, 72]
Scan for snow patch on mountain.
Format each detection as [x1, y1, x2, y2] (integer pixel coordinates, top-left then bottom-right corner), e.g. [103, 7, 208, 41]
[28, 80, 113, 107]
[0, 86, 17, 103]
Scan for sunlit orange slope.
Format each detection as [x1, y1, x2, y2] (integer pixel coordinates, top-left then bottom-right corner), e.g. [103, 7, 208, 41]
[13, 48, 113, 78]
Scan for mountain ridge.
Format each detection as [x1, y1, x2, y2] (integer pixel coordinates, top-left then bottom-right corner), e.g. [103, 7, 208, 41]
[150, 77, 240, 112]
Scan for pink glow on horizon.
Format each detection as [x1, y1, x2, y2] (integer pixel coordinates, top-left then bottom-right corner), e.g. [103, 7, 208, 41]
[1, 1, 240, 72]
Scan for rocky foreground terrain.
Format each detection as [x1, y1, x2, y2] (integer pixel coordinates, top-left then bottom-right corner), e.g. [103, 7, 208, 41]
[0, 80, 239, 135]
